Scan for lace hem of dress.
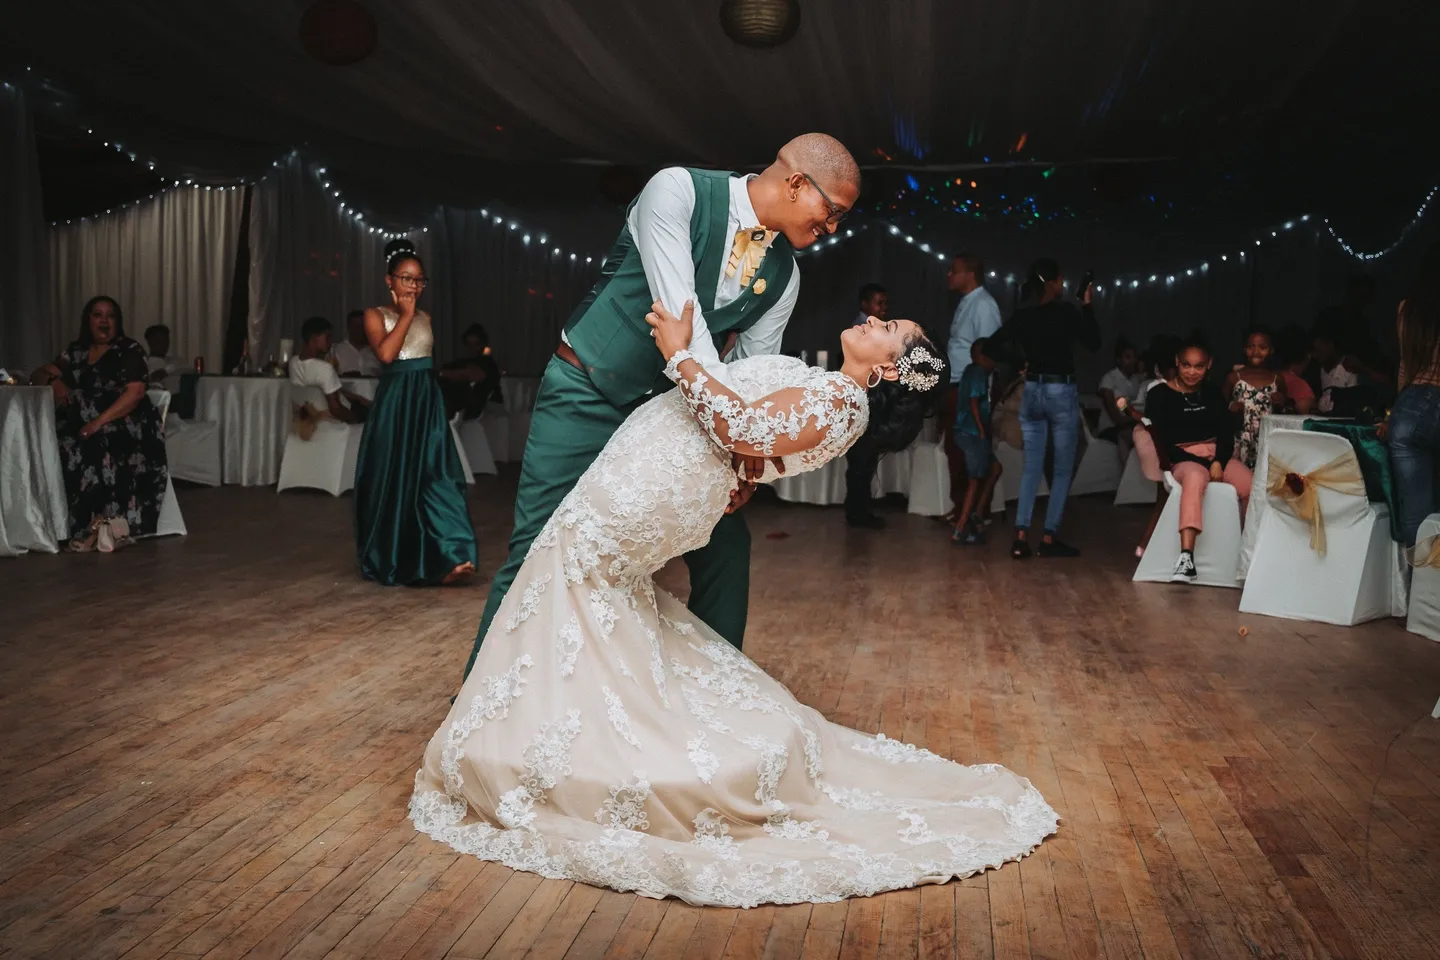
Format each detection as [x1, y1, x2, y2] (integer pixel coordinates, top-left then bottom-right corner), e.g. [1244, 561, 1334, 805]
[408, 781, 1058, 909]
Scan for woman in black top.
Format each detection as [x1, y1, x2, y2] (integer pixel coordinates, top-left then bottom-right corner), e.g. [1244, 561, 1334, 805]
[984, 258, 1100, 559]
[1145, 340, 1254, 583]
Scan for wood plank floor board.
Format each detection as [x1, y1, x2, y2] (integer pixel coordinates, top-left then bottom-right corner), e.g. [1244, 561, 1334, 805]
[0, 485, 1434, 959]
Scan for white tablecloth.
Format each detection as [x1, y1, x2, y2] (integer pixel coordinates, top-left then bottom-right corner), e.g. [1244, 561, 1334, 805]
[196, 377, 290, 486]
[502, 377, 541, 413]
[0, 386, 69, 556]
[1238, 413, 1326, 577]
[773, 443, 916, 506]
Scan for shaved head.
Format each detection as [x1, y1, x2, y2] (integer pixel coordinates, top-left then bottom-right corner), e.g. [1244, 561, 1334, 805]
[751, 133, 861, 249]
[776, 133, 860, 193]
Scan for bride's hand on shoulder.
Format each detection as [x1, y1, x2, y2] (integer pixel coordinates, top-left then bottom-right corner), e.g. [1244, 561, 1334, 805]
[646, 299, 693, 360]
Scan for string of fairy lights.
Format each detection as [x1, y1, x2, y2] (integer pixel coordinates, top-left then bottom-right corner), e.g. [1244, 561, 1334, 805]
[802, 182, 1439, 289]
[15, 66, 1432, 276]
[14, 68, 596, 259]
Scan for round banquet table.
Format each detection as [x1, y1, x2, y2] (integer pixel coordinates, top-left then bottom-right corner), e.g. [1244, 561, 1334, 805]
[195, 376, 290, 486]
[0, 386, 69, 556]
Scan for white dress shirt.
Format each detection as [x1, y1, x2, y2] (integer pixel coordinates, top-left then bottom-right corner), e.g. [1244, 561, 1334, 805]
[288, 356, 343, 396]
[564, 168, 800, 386]
[146, 355, 179, 379]
[947, 286, 1002, 383]
[330, 340, 381, 377]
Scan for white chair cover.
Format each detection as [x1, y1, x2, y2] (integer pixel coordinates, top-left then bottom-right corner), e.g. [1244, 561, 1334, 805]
[990, 437, 1048, 514]
[906, 440, 950, 517]
[1408, 514, 1440, 643]
[1069, 413, 1123, 497]
[454, 416, 494, 477]
[1239, 430, 1405, 625]
[144, 389, 186, 538]
[1113, 449, 1158, 505]
[276, 385, 363, 496]
[1133, 470, 1242, 588]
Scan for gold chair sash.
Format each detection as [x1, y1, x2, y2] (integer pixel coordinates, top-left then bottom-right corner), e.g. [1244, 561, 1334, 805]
[1265, 451, 1366, 555]
[1412, 535, 1440, 569]
[290, 402, 334, 441]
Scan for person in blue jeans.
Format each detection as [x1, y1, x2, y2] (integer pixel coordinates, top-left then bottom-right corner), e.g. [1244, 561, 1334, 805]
[1380, 244, 1440, 547]
[984, 258, 1100, 559]
[952, 339, 1003, 544]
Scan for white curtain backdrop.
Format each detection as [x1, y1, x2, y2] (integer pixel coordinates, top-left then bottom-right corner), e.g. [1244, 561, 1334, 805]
[0, 84, 49, 372]
[246, 155, 424, 366]
[47, 185, 244, 369]
[247, 154, 602, 375]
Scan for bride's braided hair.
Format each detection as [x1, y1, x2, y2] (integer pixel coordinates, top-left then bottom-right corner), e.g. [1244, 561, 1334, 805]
[868, 331, 947, 452]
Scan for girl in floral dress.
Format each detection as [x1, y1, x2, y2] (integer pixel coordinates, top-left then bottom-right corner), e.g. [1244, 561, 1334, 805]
[1225, 328, 1288, 469]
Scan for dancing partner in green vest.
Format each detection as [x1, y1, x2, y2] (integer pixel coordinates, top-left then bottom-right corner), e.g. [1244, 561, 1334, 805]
[462, 133, 860, 679]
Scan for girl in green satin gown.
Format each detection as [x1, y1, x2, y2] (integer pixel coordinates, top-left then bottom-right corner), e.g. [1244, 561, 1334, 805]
[355, 240, 477, 586]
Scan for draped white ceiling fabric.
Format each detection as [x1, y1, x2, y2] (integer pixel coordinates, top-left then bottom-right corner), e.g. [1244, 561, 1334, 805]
[0, 85, 49, 372]
[46, 186, 244, 369]
[9, 0, 1429, 209]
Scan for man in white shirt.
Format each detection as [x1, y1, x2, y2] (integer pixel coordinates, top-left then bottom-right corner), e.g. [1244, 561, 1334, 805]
[144, 324, 179, 384]
[1097, 340, 1145, 461]
[289, 316, 368, 423]
[940, 254, 1001, 518]
[464, 134, 861, 678]
[329, 309, 382, 377]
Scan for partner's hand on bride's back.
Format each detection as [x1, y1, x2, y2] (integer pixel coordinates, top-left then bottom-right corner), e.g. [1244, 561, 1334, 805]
[646, 299, 693, 361]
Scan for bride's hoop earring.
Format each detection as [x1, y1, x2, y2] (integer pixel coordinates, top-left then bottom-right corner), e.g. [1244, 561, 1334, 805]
[866, 370, 882, 389]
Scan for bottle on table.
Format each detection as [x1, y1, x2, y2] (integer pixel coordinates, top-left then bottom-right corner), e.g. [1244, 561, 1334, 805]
[232, 342, 251, 376]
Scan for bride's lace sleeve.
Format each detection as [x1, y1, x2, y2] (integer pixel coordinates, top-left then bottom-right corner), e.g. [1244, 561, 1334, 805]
[662, 350, 868, 459]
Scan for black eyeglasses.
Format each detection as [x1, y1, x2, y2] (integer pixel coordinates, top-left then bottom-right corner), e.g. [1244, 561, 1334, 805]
[802, 173, 848, 224]
[389, 273, 429, 287]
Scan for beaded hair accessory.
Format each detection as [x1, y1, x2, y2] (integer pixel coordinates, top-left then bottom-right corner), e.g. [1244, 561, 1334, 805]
[895, 345, 942, 392]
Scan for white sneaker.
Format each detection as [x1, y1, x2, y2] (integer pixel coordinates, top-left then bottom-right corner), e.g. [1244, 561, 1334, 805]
[1170, 552, 1197, 583]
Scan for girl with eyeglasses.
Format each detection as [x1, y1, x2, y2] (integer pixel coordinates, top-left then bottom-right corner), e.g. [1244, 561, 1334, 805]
[353, 240, 477, 586]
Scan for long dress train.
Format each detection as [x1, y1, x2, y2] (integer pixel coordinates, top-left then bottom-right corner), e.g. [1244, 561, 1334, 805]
[355, 308, 476, 585]
[411, 356, 1058, 907]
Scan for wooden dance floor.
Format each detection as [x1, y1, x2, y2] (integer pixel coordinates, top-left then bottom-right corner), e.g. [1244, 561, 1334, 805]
[3, 478, 1438, 960]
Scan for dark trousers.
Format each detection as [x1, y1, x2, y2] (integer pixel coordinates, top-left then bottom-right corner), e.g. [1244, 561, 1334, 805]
[844, 430, 880, 519]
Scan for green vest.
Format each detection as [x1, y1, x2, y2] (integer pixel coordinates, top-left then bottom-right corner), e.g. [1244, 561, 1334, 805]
[564, 168, 795, 408]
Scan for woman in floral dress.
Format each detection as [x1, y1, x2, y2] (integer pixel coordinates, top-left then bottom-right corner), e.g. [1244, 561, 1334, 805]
[30, 296, 168, 549]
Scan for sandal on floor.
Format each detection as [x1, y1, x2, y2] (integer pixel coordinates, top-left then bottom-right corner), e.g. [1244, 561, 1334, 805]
[1011, 538, 1032, 560]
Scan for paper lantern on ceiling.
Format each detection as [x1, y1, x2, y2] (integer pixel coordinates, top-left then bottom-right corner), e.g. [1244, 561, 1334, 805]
[720, 0, 801, 48]
[299, 0, 378, 66]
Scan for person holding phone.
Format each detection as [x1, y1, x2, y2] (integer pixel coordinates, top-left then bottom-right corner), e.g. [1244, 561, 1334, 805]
[983, 258, 1100, 559]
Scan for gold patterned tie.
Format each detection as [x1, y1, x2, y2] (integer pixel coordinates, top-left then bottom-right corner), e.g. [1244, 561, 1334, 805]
[724, 227, 776, 289]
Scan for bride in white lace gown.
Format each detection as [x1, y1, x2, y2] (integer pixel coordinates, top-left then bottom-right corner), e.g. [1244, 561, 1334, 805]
[411, 303, 1059, 907]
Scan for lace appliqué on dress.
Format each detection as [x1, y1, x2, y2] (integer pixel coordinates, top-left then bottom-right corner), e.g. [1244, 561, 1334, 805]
[506, 574, 552, 632]
[596, 772, 651, 831]
[663, 350, 868, 472]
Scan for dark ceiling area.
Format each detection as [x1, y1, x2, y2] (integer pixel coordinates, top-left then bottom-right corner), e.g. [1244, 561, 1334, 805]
[7, 0, 1440, 256]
